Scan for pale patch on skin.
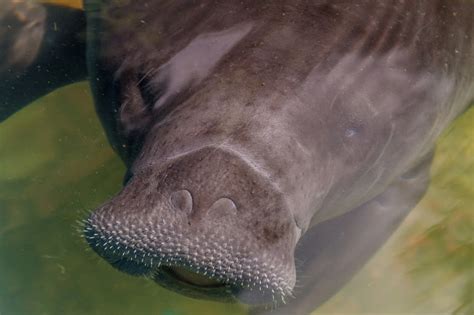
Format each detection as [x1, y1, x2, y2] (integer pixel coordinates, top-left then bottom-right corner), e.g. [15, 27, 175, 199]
[149, 23, 254, 111]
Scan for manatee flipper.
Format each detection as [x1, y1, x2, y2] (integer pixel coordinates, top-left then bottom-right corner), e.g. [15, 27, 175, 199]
[250, 153, 433, 315]
[0, 1, 86, 122]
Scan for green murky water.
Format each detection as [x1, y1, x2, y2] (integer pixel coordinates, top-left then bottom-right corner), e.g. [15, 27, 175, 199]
[0, 82, 472, 315]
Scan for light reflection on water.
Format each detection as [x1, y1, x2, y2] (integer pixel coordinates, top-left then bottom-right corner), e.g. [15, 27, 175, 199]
[0, 83, 472, 314]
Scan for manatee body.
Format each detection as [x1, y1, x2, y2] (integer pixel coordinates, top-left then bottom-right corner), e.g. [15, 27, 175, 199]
[1, 0, 473, 314]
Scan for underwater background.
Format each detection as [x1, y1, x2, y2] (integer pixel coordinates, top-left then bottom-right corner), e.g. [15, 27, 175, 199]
[0, 1, 473, 314]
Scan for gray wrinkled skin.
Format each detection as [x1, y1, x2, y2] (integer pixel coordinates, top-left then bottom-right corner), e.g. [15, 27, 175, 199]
[1, 0, 473, 314]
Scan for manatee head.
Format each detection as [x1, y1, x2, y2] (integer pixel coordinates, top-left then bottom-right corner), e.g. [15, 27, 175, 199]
[84, 144, 300, 305]
[82, 2, 306, 305]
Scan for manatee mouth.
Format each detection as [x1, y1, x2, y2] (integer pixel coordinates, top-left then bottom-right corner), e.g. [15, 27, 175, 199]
[154, 266, 236, 302]
[164, 266, 224, 287]
[106, 257, 236, 302]
[103, 252, 282, 304]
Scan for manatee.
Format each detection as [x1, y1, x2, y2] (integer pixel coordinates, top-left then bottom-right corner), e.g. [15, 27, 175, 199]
[1, 0, 473, 314]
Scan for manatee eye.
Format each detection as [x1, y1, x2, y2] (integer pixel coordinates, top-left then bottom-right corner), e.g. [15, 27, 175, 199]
[344, 127, 358, 138]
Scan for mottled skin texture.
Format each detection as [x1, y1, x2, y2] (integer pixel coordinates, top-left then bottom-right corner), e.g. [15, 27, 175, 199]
[0, 0, 473, 314]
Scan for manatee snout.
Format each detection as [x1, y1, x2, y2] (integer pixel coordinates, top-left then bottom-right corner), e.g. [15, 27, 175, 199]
[84, 146, 299, 304]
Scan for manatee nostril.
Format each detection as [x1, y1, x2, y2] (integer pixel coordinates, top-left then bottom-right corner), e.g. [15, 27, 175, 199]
[208, 197, 237, 218]
[170, 189, 193, 214]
